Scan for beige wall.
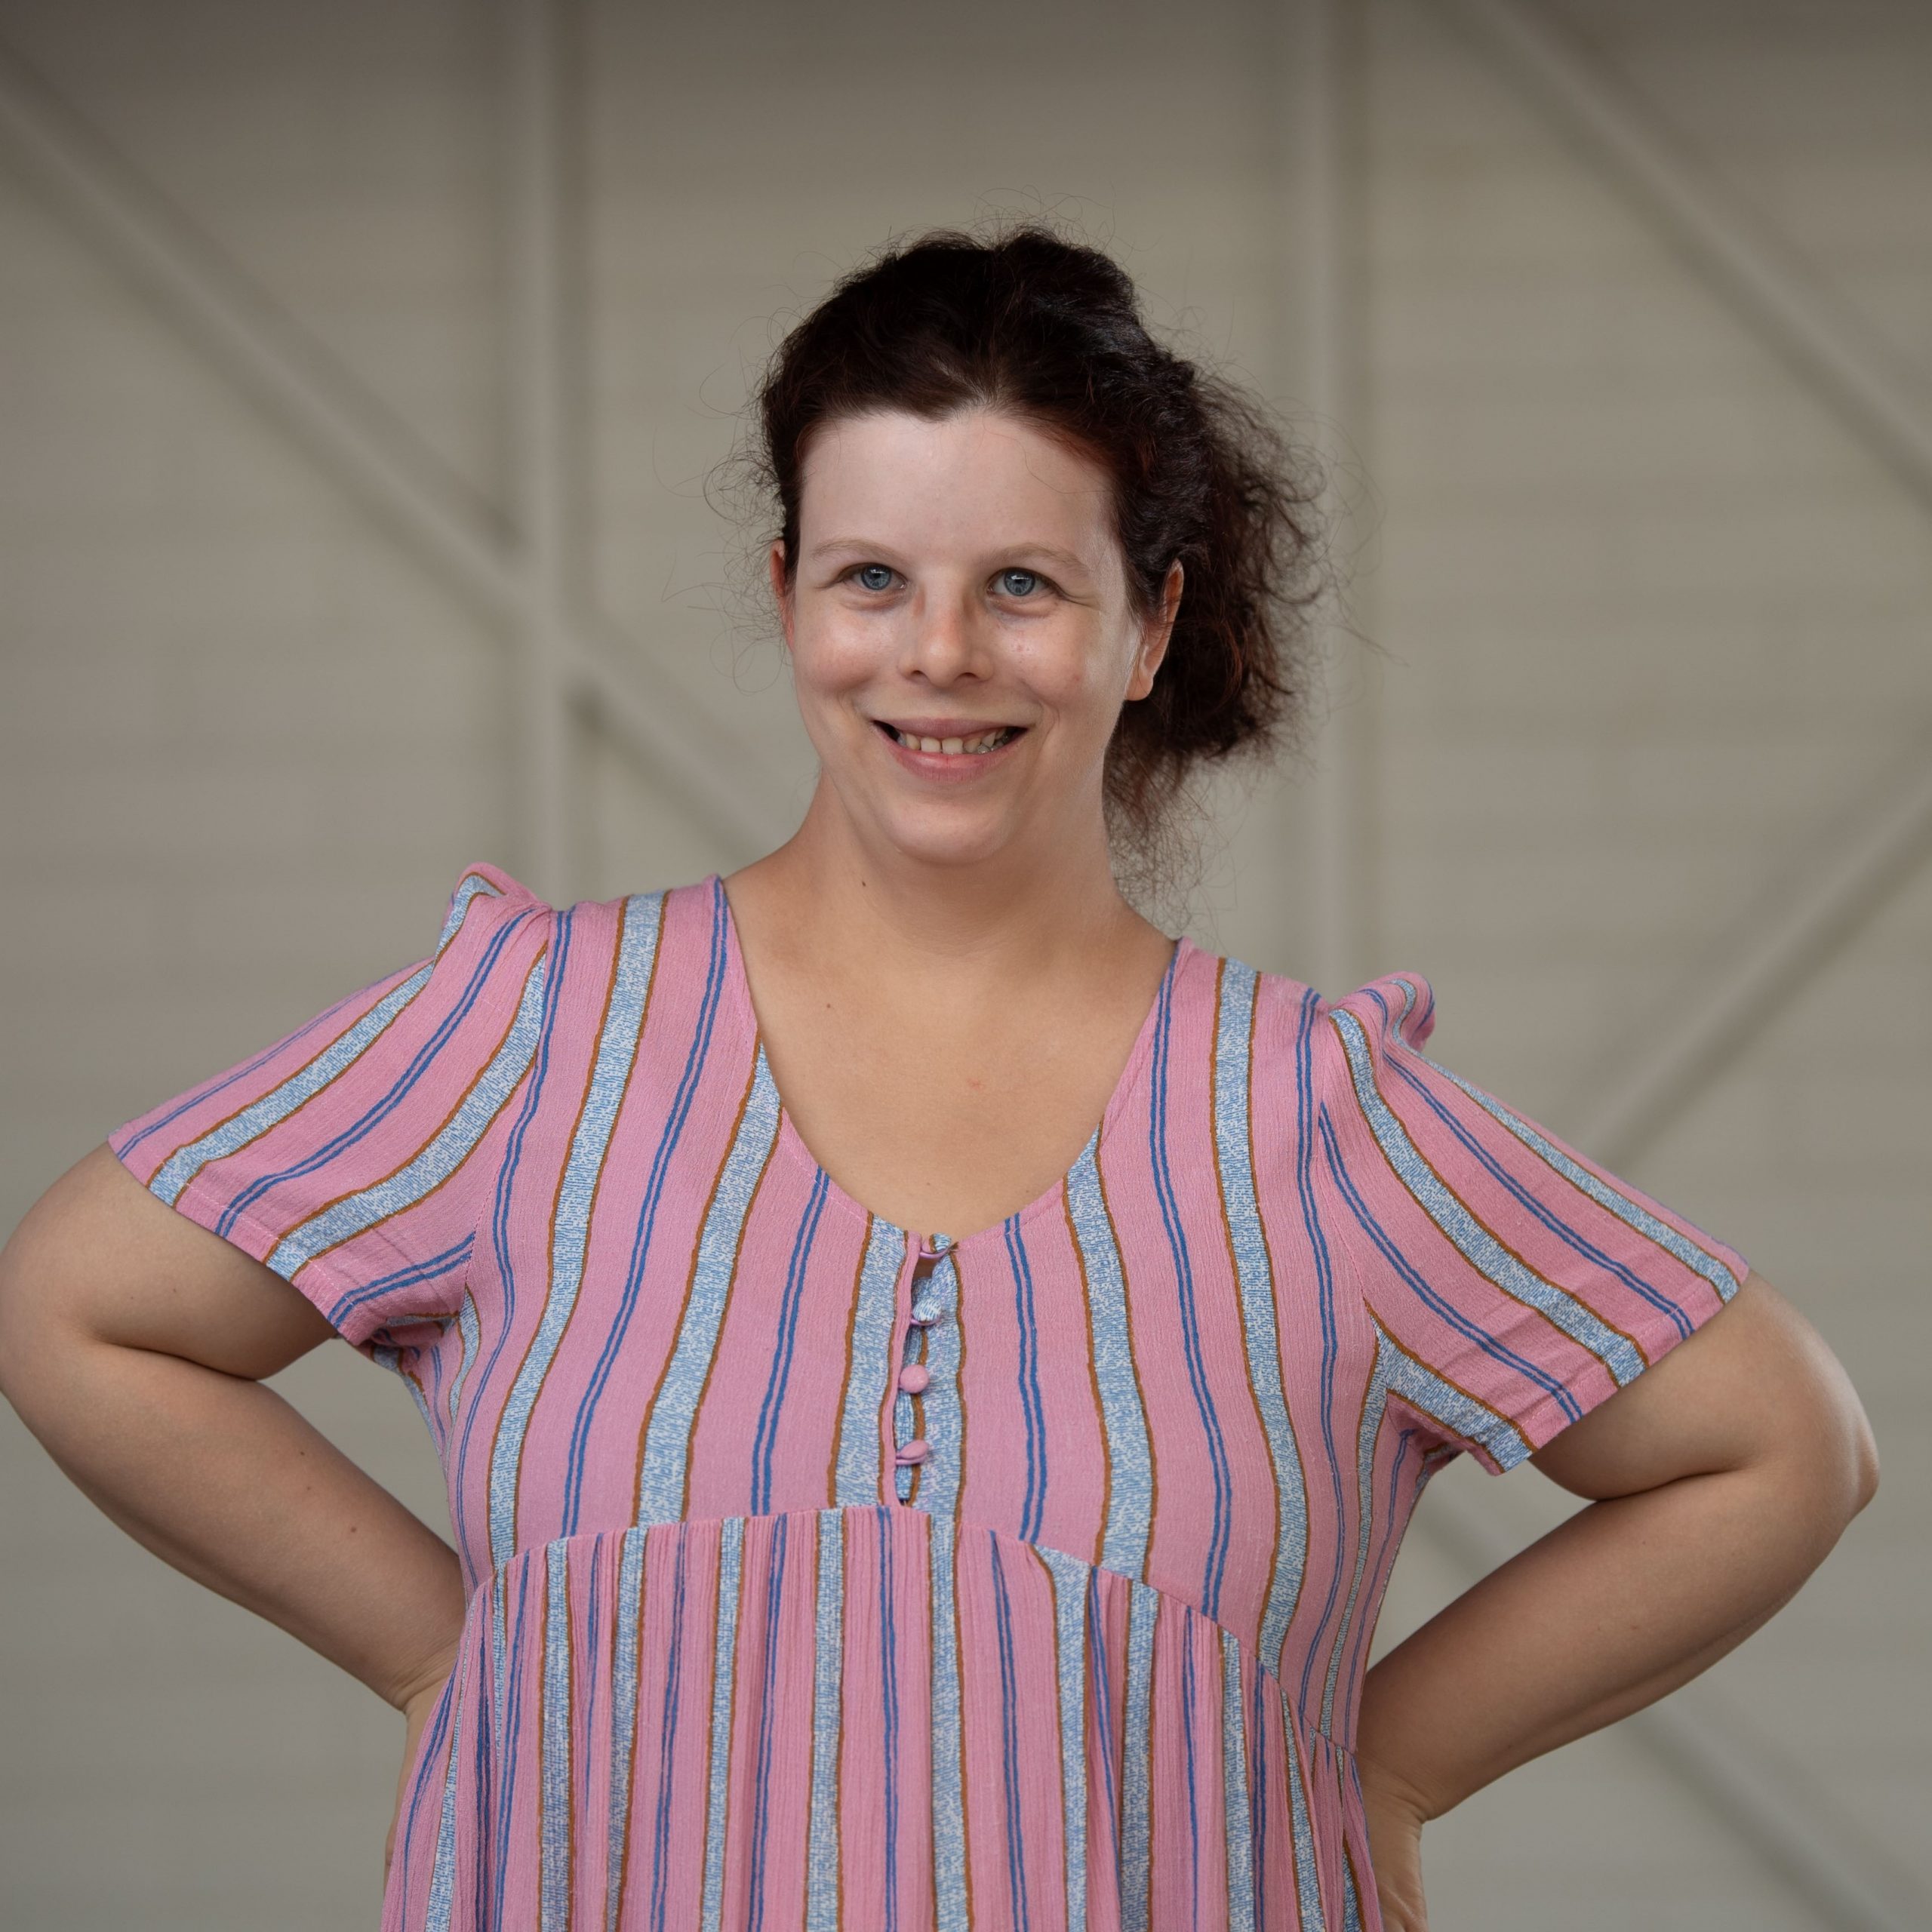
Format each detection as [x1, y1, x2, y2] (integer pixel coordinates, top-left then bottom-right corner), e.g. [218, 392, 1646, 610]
[1, 1, 1925, 1925]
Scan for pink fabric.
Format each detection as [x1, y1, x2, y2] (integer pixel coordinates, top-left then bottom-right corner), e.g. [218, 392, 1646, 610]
[109, 861, 1749, 1931]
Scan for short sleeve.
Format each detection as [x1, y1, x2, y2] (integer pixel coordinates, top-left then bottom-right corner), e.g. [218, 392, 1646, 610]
[109, 861, 552, 1352]
[1317, 971, 1749, 1475]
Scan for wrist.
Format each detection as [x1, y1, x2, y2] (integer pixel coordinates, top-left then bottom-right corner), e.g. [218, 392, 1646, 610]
[1355, 1663, 1456, 1825]
[1354, 1744, 1442, 1827]
[384, 1635, 462, 1715]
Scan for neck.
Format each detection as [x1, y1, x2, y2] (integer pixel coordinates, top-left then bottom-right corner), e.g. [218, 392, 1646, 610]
[727, 780, 1155, 989]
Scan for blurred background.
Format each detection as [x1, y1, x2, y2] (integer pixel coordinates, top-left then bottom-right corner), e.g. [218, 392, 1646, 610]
[1, 1, 1927, 1926]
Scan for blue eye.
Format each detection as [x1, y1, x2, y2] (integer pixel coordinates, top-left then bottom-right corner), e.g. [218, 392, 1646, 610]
[998, 568, 1043, 597]
[854, 563, 894, 592]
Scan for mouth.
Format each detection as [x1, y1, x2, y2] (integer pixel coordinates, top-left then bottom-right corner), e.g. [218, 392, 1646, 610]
[872, 720, 1026, 757]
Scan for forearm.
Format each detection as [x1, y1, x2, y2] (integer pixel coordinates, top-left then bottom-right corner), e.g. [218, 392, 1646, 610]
[1354, 1455, 1856, 1818]
[5, 1330, 466, 1710]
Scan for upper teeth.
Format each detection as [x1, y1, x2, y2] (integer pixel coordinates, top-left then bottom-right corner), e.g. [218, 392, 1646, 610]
[890, 725, 1014, 755]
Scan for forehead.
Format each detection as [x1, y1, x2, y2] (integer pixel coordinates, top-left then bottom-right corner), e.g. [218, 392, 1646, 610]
[798, 408, 1116, 557]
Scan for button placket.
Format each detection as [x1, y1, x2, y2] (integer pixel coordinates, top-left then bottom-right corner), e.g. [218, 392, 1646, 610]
[894, 1232, 953, 1502]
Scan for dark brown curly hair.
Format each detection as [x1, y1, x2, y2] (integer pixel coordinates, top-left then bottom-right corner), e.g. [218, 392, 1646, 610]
[733, 217, 1331, 912]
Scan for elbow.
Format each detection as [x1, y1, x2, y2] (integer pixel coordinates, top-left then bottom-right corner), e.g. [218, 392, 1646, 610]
[1847, 1405, 1881, 1514]
[1796, 1385, 1881, 1531]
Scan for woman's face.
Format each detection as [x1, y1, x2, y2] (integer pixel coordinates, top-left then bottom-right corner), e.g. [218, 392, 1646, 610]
[771, 407, 1182, 873]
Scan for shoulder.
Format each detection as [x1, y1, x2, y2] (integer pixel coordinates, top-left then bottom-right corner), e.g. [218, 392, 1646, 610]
[1321, 970, 1437, 1056]
[443, 862, 716, 941]
[1183, 947, 1437, 1066]
[426, 861, 556, 983]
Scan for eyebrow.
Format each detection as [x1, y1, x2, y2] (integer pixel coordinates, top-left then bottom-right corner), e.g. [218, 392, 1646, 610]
[808, 537, 1094, 576]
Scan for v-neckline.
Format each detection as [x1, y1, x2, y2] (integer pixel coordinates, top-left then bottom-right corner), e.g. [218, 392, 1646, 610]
[708, 872, 1191, 1254]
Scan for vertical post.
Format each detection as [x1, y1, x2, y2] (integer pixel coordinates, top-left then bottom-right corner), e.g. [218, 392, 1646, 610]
[507, 0, 576, 903]
[1294, 0, 1374, 998]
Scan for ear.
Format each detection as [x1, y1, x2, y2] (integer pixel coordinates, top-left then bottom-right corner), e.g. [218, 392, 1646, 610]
[1124, 559, 1184, 702]
[768, 539, 795, 654]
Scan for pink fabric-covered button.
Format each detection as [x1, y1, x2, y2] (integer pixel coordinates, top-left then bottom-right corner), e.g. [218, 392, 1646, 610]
[894, 1438, 931, 1464]
[898, 1363, 930, 1395]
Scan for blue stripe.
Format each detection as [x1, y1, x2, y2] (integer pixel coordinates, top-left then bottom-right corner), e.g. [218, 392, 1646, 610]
[564, 889, 731, 1532]
[1004, 1220, 1051, 1543]
[1321, 1104, 1561, 1456]
[263, 944, 546, 1287]
[488, 1560, 539, 1930]
[1085, 1574, 1121, 1880]
[451, 909, 571, 1594]
[119, 870, 508, 1165]
[700, 1518, 746, 1932]
[634, 1056, 781, 1525]
[751, 1176, 832, 1512]
[1321, 1346, 1390, 1737]
[1035, 1545, 1091, 1932]
[1294, 989, 1352, 1718]
[489, 897, 657, 1566]
[1065, 1139, 1155, 1580]
[554, 891, 671, 1531]
[1277, 1684, 1326, 1932]
[1247, 1667, 1271, 1932]
[878, 1509, 904, 1931]
[605, 1527, 647, 1932]
[805, 1510, 844, 1931]
[423, 1665, 466, 1932]
[928, 1513, 969, 1931]
[1410, 1047, 1744, 1306]
[540, 1540, 573, 1931]
[1182, 1621, 1201, 1921]
[114, 971, 399, 1164]
[1119, 1581, 1158, 1932]
[1222, 1629, 1255, 1932]
[747, 1517, 792, 1932]
[331, 1234, 472, 1327]
[1341, 1429, 1427, 1730]
[987, 1533, 1033, 1932]
[835, 1223, 912, 1506]
[645, 1536, 694, 1932]
[174, 900, 538, 1235]
[1146, 971, 1235, 1619]
[1331, 1004, 1658, 1381]
[448, 1288, 481, 1431]
[397, 1657, 459, 1903]
[1212, 960, 1309, 1670]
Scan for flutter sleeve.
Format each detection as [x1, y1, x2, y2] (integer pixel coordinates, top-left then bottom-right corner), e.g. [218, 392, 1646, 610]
[1315, 971, 1749, 1475]
[109, 860, 552, 1354]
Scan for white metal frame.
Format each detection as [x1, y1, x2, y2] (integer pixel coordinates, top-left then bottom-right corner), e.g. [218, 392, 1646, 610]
[1316, 5, 1928, 1924]
[0, 0, 1921, 1918]
[0, 25, 785, 902]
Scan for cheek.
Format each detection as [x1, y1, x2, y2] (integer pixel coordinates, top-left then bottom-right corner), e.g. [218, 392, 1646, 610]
[788, 610, 880, 696]
[1011, 623, 1134, 717]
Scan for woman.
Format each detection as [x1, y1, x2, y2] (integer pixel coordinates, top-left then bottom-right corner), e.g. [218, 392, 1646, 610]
[0, 223, 1879, 1931]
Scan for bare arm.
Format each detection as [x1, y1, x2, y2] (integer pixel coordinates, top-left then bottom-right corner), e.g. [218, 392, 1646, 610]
[0, 1142, 467, 1712]
[1354, 1267, 1878, 1823]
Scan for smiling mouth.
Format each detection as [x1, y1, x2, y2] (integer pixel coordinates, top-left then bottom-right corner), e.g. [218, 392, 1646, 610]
[875, 721, 1026, 756]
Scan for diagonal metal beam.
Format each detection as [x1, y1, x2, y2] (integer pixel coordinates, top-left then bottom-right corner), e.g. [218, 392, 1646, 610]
[1417, 5, 1932, 1168]
[0, 32, 783, 857]
[1438, 0, 1932, 515]
[1353, 9, 1930, 1922]
[1576, 740, 1932, 1166]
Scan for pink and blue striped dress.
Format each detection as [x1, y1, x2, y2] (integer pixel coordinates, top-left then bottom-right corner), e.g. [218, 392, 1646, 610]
[109, 861, 1749, 1932]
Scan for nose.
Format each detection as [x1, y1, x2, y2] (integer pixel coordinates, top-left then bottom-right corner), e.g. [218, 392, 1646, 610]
[899, 582, 987, 685]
